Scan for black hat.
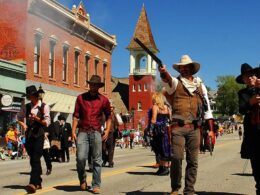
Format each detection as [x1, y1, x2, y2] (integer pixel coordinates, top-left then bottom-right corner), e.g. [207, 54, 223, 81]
[24, 85, 39, 96]
[87, 75, 104, 87]
[58, 115, 66, 121]
[236, 63, 255, 84]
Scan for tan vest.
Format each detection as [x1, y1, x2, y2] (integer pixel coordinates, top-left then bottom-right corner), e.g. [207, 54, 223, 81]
[165, 80, 203, 121]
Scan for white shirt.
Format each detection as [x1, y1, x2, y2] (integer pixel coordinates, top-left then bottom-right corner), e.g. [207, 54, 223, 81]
[162, 76, 213, 120]
[17, 100, 51, 127]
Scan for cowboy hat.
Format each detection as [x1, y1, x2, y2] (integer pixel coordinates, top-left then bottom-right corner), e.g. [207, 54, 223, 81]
[87, 75, 104, 87]
[173, 55, 200, 75]
[236, 63, 255, 84]
[23, 85, 39, 97]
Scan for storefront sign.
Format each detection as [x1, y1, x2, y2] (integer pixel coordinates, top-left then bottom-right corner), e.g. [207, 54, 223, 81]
[1, 94, 13, 106]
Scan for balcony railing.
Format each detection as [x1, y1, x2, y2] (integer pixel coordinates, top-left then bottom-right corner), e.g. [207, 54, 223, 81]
[133, 68, 157, 75]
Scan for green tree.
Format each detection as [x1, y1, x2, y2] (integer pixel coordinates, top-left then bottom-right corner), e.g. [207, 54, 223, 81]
[215, 75, 244, 116]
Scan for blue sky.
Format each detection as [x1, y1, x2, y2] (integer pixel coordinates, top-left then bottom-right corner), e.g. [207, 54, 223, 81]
[57, 0, 260, 90]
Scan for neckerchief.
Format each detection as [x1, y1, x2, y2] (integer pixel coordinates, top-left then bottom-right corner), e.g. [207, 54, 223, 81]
[179, 76, 202, 96]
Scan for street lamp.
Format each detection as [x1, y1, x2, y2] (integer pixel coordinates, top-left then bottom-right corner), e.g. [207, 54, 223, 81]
[38, 85, 45, 101]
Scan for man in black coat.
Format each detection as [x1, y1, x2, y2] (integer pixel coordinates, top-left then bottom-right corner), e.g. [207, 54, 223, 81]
[59, 115, 72, 162]
[236, 63, 260, 195]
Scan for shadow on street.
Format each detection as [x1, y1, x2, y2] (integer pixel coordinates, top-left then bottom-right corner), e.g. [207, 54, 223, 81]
[232, 173, 253, 176]
[127, 171, 155, 175]
[19, 171, 30, 175]
[138, 165, 157, 169]
[124, 190, 244, 195]
[196, 192, 244, 195]
[54, 185, 80, 192]
[3, 185, 26, 190]
[125, 191, 169, 195]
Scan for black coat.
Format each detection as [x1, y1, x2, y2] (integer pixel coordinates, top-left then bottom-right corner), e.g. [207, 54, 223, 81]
[238, 87, 260, 159]
[60, 122, 72, 148]
[49, 121, 61, 141]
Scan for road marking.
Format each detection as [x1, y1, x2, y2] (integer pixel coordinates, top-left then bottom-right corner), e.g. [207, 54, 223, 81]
[16, 162, 154, 195]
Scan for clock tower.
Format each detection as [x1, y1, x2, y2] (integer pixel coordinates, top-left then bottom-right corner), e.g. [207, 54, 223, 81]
[127, 5, 159, 130]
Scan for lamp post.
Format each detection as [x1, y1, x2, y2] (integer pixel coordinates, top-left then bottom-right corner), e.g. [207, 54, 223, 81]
[38, 85, 45, 101]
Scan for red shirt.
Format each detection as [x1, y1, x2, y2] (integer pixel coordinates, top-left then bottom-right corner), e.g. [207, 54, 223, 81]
[73, 92, 111, 131]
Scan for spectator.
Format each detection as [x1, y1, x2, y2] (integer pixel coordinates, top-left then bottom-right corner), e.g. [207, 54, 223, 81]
[59, 115, 72, 163]
[49, 117, 62, 162]
[102, 105, 119, 167]
[129, 130, 135, 149]
[5, 124, 18, 157]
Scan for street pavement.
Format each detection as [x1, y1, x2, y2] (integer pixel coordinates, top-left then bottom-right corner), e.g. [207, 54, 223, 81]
[0, 132, 256, 195]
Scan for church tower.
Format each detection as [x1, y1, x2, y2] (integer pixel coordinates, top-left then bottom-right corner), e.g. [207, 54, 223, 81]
[127, 5, 159, 130]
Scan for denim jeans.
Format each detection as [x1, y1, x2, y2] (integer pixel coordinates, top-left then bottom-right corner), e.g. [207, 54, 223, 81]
[76, 131, 102, 188]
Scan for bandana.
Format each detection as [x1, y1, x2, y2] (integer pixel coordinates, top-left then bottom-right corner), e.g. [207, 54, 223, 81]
[179, 76, 202, 96]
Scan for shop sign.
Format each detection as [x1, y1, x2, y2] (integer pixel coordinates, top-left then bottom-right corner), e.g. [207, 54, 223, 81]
[1, 94, 13, 107]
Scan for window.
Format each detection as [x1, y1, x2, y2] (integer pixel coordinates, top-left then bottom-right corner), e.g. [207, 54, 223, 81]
[138, 84, 142, 92]
[62, 46, 69, 82]
[144, 83, 148, 91]
[94, 59, 98, 75]
[74, 51, 80, 84]
[34, 35, 41, 74]
[85, 55, 90, 86]
[103, 63, 107, 92]
[49, 41, 56, 78]
[132, 84, 136, 92]
[137, 102, 142, 110]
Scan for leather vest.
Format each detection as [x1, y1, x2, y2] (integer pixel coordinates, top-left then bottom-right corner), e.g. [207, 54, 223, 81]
[25, 103, 46, 138]
[169, 81, 203, 121]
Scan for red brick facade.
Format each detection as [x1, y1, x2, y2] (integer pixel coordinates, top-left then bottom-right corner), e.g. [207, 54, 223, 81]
[0, 0, 116, 98]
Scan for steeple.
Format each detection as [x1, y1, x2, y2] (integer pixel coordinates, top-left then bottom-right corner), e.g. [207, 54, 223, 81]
[127, 5, 159, 52]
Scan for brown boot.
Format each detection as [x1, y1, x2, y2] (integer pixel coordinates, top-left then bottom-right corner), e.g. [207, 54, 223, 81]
[25, 184, 36, 194]
[93, 187, 101, 194]
[80, 181, 87, 190]
[171, 191, 179, 195]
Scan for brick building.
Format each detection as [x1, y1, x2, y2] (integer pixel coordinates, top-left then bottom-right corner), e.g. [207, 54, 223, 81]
[0, 0, 116, 123]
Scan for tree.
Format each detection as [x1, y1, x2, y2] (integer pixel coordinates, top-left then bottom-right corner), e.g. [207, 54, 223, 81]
[215, 75, 244, 116]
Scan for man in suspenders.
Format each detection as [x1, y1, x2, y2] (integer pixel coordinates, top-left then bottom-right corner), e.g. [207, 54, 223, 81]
[159, 55, 214, 195]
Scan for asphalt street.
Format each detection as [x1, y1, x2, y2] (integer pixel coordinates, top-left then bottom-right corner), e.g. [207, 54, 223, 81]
[0, 132, 255, 195]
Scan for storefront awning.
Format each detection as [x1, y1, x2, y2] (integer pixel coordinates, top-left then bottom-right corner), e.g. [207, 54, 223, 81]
[43, 90, 77, 114]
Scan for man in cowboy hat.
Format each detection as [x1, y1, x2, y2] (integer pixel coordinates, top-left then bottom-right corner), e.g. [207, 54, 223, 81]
[17, 85, 50, 193]
[158, 55, 214, 195]
[236, 63, 260, 195]
[72, 75, 111, 194]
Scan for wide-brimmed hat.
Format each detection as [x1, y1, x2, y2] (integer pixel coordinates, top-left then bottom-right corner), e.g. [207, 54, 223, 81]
[236, 63, 255, 84]
[24, 85, 39, 97]
[173, 55, 200, 75]
[87, 75, 104, 87]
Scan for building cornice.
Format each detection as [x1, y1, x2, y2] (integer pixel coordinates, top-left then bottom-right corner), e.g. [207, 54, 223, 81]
[28, 0, 116, 50]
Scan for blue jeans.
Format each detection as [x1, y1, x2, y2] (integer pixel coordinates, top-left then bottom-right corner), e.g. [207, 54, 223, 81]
[76, 131, 102, 188]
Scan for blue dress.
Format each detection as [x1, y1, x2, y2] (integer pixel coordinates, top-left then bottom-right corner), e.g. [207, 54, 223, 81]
[148, 109, 171, 161]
